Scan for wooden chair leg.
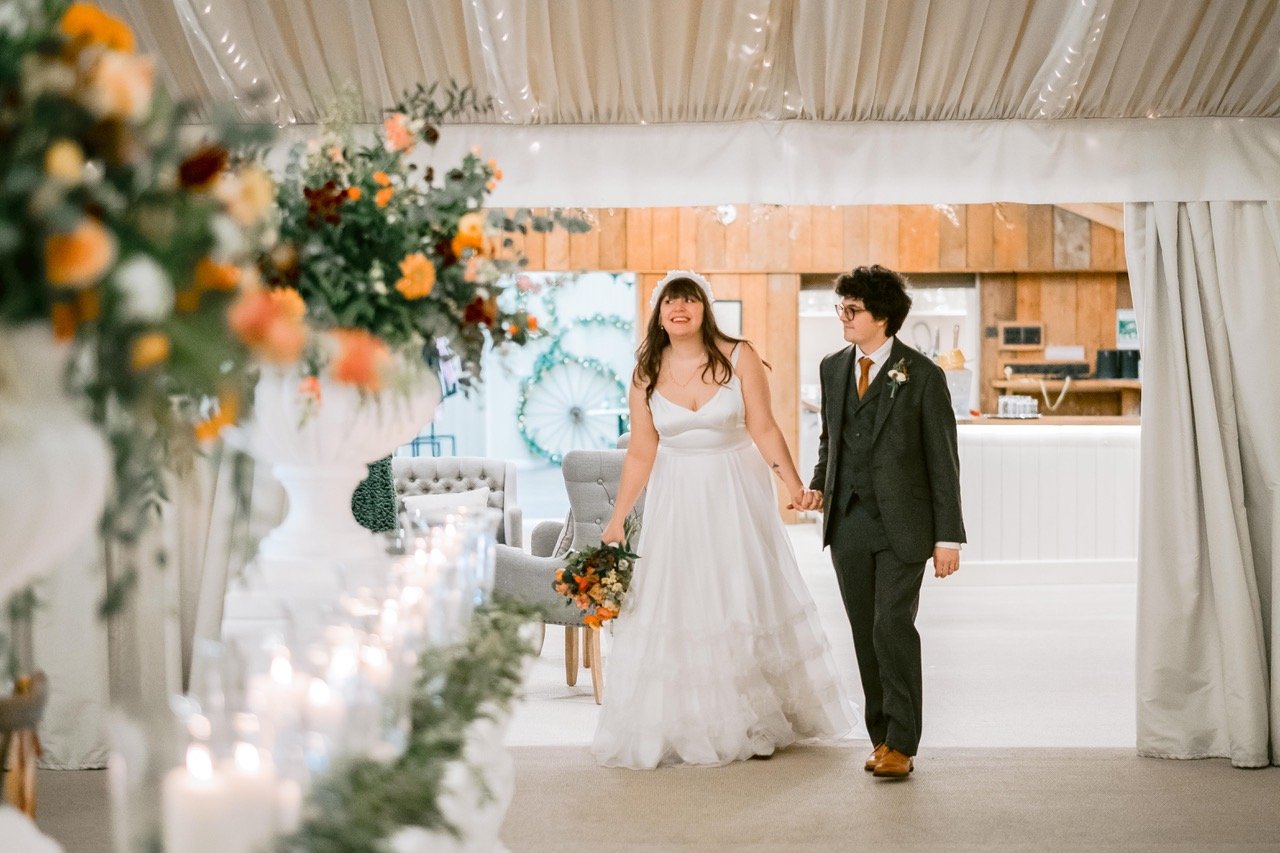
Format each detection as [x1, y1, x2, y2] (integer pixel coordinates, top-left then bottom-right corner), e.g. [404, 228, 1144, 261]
[588, 626, 604, 705]
[582, 625, 591, 668]
[564, 625, 579, 686]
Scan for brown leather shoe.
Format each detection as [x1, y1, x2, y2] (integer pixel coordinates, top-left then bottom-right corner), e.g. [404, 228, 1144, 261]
[864, 743, 889, 772]
[872, 748, 913, 779]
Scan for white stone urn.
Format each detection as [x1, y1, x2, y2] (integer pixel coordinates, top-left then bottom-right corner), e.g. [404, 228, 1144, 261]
[243, 359, 441, 576]
[0, 323, 111, 603]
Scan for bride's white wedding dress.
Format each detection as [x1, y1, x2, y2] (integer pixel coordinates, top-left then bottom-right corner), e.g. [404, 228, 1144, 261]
[592, 348, 856, 769]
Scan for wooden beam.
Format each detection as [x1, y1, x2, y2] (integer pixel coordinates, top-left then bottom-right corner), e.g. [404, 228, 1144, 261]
[1056, 203, 1123, 233]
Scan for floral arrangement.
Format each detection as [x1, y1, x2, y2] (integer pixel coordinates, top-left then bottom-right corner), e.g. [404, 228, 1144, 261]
[554, 516, 639, 628]
[0, 0, 274, 607]
[267, 83, 589, 394]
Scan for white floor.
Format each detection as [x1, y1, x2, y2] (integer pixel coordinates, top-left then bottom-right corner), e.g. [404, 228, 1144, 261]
[505, 523, 1137, 750]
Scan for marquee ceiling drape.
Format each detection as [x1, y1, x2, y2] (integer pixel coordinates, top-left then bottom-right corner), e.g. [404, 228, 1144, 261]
[102, 0, 1280, 204]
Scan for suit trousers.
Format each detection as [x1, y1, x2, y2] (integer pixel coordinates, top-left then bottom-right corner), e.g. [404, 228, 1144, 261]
[829, 499, 927, 756]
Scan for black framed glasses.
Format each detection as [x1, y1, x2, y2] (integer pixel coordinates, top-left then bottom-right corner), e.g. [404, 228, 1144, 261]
[834, 303, 868, 321]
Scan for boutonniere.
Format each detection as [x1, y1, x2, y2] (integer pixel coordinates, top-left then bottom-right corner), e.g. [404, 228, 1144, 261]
[887, 358, 910, 398]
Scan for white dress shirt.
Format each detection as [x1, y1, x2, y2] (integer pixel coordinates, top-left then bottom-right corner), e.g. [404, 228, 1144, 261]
[852, 337, 961, 553]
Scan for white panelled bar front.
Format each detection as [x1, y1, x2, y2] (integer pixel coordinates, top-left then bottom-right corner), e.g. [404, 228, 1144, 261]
[941, 423, 1140, 585]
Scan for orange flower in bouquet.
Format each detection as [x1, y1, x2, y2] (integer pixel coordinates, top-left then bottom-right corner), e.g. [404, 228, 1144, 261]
[553, 516, 639, 627]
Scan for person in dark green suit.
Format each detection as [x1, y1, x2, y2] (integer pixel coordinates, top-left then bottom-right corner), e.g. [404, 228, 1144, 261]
[804, 265, 965, 780]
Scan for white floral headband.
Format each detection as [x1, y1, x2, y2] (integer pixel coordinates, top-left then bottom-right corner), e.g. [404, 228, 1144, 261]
[650, 269, 715, 308]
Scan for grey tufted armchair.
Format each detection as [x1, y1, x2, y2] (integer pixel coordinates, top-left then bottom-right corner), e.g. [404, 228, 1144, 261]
[492, 445, 642, 704]
[391, 456, 521, 546]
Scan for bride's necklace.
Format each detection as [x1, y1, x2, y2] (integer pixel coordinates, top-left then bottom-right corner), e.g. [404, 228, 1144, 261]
[666, 359, 707, 389]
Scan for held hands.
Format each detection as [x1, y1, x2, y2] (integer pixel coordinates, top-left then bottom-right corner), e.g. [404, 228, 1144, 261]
[787, 489, 824, 512]
[600, 518, 626, 547]
[933, 546, 960, 579]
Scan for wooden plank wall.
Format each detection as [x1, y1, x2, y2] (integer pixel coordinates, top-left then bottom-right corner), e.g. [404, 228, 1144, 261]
[505, 204, 1130, 511]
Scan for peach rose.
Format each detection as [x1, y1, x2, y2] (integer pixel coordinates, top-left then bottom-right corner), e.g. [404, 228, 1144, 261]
[227, 289, 306, 363]
[215, 165, 274, 227]
[84, 51, 155, 121]
[45, 218, 116, 289]
[329, 328, 390, 392]
[383, 112, 414, 154]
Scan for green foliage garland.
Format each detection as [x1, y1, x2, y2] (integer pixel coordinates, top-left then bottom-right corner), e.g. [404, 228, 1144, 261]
[278, 598, 540, 853]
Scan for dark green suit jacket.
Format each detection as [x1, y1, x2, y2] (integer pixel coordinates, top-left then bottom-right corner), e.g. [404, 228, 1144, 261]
[809, 338, 966, 562]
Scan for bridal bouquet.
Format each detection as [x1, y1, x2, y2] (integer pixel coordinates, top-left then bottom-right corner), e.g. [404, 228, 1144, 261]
[554, 517, 639, 628]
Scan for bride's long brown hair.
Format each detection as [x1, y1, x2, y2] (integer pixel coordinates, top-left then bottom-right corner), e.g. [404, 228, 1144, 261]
[634, 277, 754, 403]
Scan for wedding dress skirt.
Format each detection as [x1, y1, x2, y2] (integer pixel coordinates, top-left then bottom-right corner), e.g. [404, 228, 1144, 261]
[591, 357, 855, 769]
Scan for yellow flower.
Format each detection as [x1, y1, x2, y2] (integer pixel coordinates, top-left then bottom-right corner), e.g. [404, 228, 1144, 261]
[45, 218, 116, 289]
[84, 51, 155, 121]
[215, 166, 274, 227]
[45, 140, 85, 184]
[394, 253, 436, 300]
[59, 3, 135, 53]
[129, 331, 170, 371]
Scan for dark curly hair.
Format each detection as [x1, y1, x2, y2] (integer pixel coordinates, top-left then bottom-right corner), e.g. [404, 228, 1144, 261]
[833, 265, 913, 337]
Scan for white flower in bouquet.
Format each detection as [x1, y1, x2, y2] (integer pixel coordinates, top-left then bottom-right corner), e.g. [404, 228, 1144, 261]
[114, 255, 173, 322]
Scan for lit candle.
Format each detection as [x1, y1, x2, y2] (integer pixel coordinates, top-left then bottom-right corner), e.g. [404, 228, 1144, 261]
[361, 642, 393, 691]
[221, 742, 279, 852]
[304, 677, 346, 741]
[162, 744, 232, 853]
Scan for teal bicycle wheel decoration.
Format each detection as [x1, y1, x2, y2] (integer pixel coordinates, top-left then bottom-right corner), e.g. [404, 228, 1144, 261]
[516, 345, 629, 464]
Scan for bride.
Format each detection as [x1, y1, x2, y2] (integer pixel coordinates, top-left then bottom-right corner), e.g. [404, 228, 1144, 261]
[592, 270, 855, 769]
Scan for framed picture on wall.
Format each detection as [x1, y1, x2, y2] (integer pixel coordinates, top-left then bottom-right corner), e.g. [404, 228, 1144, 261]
[1116, 309, 1139, 350]
[713, 299, 743, 336]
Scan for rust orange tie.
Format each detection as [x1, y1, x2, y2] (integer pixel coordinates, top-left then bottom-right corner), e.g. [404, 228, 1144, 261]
[857, 356, 873, 399]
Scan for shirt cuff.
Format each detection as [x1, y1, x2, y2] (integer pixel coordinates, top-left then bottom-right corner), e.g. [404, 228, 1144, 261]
[935, 542, 962, 550]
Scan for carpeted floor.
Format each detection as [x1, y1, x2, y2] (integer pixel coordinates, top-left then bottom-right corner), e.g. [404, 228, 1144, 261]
[502, 744, 1280, 851]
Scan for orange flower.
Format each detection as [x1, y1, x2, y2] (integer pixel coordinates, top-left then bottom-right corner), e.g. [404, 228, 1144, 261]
[298, 375, 322, 402]
[59, 3, 135, 53]
[506, 324, 518, 337]
[383, 112, 414, 153]
[394, 253, 436, 300]
[194, 257, 242, 291]
[130, 331, 170, 371]
[574, 594, 591, 611]
[553, 582, 570, 595]
[194, 390, 240, 443]
[554, 569, 564, 582]
[575, 575, 592, 593]
[45, 218, 116, 289]
[595, 606, 617, 622]
[227, 289, 306, 363]
[583, 614, 602, 629]
[373, 171, 391, 187]
[451, 211, 486, 257]
[375, 186, 394, 208]
[329, 328, 390, 392]
[268, 287, 307, 320]
[346, 186, 362, 201]
[527, 315, 538, 332]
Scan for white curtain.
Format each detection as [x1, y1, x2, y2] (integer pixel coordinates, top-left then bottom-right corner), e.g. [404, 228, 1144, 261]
[1125, 201, 1280, 768]
[97, 0, 1280, 206]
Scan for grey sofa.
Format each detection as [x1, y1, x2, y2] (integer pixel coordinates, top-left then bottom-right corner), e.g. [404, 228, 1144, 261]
[493, 447, 642, 703]
[391, 456, 521, 546]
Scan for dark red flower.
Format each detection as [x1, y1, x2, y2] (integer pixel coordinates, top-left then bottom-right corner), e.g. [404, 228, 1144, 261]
[463, 295, 498, 327]
[179, 145, 229, 189]
[303, 180, 345, 226]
